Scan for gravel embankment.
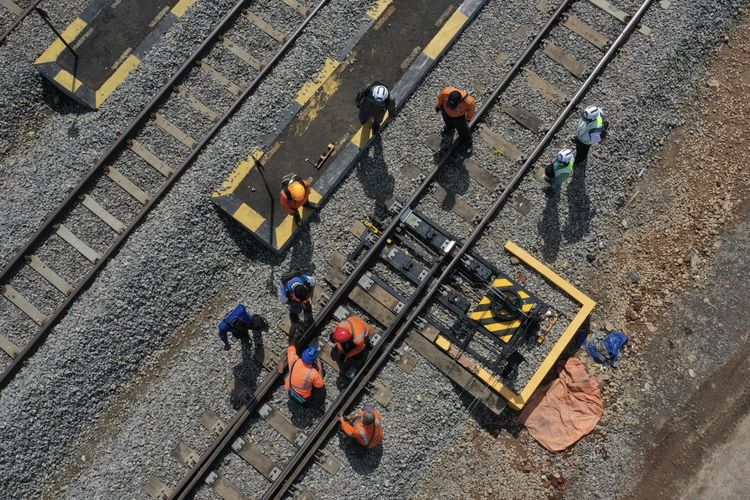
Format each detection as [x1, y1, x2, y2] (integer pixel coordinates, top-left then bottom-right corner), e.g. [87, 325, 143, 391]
[415, 0, 750, 498]
[2, 0, 748, 498]
[0, 0, 238, 268]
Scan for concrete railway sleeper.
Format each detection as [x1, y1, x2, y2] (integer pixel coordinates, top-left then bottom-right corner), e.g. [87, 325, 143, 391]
[0, 0, 332, 391]
[165, 1, 655, 498]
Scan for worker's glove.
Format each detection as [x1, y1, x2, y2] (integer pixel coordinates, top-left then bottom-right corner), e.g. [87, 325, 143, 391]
[223, 343, 231, 351]
[435, 106, 441, 113]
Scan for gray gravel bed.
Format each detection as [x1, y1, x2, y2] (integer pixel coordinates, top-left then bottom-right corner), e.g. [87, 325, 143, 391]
[296, 351, 471, 499]
[113, 147, 172, 196]
[3, 0, 743, 499]
[0, 0, 237, 267]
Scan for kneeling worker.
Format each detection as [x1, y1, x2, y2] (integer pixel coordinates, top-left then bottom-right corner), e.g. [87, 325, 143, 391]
[283, 343, 325, 406]
[280, 174, 315, 225]
[218, 304, 262, 351]
[330, 315, 373, 370]
[355, 81, 392, 135]
[339, 404, 383, 449]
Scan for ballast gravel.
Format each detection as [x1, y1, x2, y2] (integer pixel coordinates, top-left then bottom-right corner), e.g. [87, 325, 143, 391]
[0, 0, 748, 498]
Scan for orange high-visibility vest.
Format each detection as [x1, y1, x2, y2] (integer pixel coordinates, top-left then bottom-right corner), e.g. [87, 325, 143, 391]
[284, 345, 324, 399]
[334, 316, 372, 359]
[436, 87, 476, 121]
[280, 179, 311, 215]
[340, 410, 383, 448]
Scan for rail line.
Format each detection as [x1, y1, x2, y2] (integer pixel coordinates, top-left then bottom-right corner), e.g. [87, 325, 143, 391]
[0, 0, 42, 45]
[165, 0, 655, 498]
[0, 0, 330, 390]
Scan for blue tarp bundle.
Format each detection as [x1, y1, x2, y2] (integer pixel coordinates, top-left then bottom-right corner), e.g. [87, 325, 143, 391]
[586, 331, 628, 367]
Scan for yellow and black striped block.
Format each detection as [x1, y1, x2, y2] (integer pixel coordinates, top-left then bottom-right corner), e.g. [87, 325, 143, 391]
[469, 276, 542, 343]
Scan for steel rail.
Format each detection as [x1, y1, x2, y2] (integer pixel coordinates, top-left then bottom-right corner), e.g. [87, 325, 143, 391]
[0, 0, 332, 391]
[0, 0, 43, 45]
[266, 0, 656, 496]
[169, 1, 576, 498]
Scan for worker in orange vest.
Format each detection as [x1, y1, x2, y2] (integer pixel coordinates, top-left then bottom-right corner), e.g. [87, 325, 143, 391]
[280, 174, 315, 225]
[339, 404, 383, 449]
[435, 86, 477, 154]
[330, 315, 373, 370]
[282, 343, 325, 407]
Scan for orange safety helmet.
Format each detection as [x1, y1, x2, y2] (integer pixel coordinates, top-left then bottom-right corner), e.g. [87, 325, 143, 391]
[288, 181, 307, 202]
[332, 326, 353, 343]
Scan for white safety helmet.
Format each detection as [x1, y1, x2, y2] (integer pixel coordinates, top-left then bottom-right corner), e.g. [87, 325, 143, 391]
[582, 105, 603, 121]
[555, 148, 573, 164]
[371, 85, 389, 103]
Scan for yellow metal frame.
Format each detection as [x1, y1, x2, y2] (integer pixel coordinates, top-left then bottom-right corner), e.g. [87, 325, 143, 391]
[434, 241, 595, 411]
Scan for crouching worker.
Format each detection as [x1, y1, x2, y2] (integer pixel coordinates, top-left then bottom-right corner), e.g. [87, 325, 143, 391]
[330, 315, 373, 371]
[339, 404, 383, 449]
[218, 304, 264, 351]
[283, 343, 325, 407]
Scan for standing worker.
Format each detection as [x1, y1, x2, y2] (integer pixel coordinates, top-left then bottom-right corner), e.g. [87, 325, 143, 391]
[355, 81, 393, 135]
[217, 304, 263, 351]
[330, 315, 373, 371]
[435, 86, 477, 154]
[282, 343, 325, 406]
[280, 174, 315, 225]
[574, 105, 609, 167]
[338, 404, 383, 449]
[280, 272, 316, 326]
[543, 149, 574, 194]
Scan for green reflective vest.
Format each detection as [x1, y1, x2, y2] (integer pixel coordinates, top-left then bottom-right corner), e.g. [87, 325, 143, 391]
[576, 115, 604, 145]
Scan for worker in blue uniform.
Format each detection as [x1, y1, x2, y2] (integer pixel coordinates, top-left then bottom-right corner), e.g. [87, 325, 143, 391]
[218, 304, 263, 350]
[280, 273, 316, 326]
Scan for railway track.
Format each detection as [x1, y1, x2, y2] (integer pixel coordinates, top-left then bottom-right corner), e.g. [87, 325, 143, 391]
[0, 0, 41, 45]
[0, 0, 329, 390]
[161, 0, 655, 498]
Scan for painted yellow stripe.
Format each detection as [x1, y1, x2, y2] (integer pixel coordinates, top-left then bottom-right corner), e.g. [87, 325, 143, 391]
[478, 296, 490, 305]
[484, 320, 522, 332]
[435, 336, 451, 351]
[212, 157, 256, 198]
[95, 54, 141, 107]
[366, 0, 392, 19]
[521, 303, 533, 312]
[308, 188, 322, 204]
[275, 216, 297, 249]
[296, 58, 340, 106]
[35, 17, 87, 64]
[492, 278, 512, 288]
[233, 203, 264, 232]
[350, 111, 389, 148]
[519, 291, 529, 299]
[172, 0, 199, 17]
[53, 69, 84, 93]
[422, 9, 468, 60]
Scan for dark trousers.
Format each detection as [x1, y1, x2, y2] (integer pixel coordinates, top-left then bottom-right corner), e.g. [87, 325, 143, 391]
[289, 302, 312, 324]
[574, 137, 590, 165]
[441, 111, 471, 144]
[359, 107, 386, 133]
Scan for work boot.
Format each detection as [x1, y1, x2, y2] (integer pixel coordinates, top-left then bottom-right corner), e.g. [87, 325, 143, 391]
[293, 212, 302, 226]
[464, 142, 473, 155]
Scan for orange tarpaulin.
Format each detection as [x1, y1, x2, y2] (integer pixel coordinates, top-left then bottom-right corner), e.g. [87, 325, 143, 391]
[518, 357, 603, 452]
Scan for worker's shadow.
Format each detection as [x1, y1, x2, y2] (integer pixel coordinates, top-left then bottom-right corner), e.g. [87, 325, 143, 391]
[229, 322, 268, 410]
[435, 156, 470, 213]
[357, 136, 394, 205]
[286, 387, 327, 428]
[338, 435, 383, 472]
[538, 190, 561, 261]
[563, 162, 592, 242]
[290, 224, 316, 276]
